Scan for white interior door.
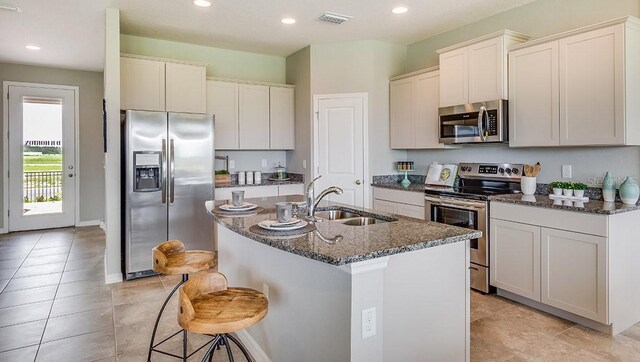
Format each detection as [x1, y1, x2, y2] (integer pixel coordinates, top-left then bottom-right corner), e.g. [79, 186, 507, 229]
[314, 95, 366, 207]
[7, 84, 76, 231]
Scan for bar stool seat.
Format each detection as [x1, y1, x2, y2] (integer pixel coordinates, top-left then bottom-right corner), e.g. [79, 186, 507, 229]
[148, 240, 217, 361]
[179, 271, 268, 361]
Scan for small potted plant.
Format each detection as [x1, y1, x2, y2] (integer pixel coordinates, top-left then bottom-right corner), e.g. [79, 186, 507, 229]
[562, 182, 574, 197]
[572, 182, 588, 198]
[550, 181, 563, 196]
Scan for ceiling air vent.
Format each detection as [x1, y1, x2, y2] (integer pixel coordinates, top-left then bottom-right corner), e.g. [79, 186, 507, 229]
[317, 12, 352, 25]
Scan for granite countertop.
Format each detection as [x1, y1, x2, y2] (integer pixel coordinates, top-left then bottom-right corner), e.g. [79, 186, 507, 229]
[489, 194, 640, 215]
[208, 195, 481, 266]
[370, 182, 426, 193]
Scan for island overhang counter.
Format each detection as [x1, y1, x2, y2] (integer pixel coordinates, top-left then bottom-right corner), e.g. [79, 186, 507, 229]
[207, 195, 480, 362]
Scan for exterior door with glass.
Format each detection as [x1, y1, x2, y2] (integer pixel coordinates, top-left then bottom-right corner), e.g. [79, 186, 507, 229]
[7, 84, 76, 231]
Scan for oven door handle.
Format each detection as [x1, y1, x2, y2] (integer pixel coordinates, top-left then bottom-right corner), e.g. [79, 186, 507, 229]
[425, 196, 486, 210]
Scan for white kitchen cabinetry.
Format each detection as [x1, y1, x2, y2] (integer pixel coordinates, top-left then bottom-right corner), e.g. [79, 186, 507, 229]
[270, 87, 295, 150]
[120, 57, 166, 111]
[207, 81, 239, 150]
[373, 187, 424, 219]
[239, 84, 270, 149]
[437, 31, 529, 107]
[120, 55, 206, 113]
[215, 184, 304, 200]
[509, 17, 640, 147]
[490, 219, 541, 301]
[490, 201, 640, 335]
[277, 184, 304, 196]
[541, 228, 607, 324]
[390, 68, 447, 149]
[165, 62, 206, 113]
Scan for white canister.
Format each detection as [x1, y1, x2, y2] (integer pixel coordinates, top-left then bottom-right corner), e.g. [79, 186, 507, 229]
[246, 171, 254, 185]
[237, 171, 246, 185]
[254, 171, 262, 184]
[520, 176, 537, 196]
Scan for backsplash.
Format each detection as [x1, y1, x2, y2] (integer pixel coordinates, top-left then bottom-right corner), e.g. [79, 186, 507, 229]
[372, 174, 426, 184]
[227, 172, 304, 184]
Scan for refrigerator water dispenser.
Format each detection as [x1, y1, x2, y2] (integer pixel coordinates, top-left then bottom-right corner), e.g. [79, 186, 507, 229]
[133, 151, 161, 192]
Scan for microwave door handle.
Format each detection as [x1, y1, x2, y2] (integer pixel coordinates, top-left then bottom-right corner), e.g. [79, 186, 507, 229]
[477, 106, 487, 141]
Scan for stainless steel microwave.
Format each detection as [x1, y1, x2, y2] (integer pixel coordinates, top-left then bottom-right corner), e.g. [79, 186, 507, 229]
[438, 100, 508, 144]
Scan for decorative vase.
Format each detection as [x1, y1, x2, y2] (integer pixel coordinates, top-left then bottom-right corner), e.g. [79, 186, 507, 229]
[574, 190, 585, 198]
[602, 172, 616, 202]
[619, 177, 639, 205]
[552, 188, 563, 196]
[563, 189, 573, 197]
[520, 176, 536, 195]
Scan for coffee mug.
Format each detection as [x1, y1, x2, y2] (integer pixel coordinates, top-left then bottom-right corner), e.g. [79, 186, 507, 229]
[275, 202, 293, 223]
[231, 190, 245, 207]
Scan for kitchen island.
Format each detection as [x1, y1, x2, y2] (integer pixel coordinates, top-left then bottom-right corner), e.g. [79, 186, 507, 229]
[208, 196, 481, 362]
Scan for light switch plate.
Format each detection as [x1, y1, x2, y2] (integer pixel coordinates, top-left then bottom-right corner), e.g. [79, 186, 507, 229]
[262, 159, 268, 167]
[562, 165, 572, 178]
[229, 160, 235, 169]
[362, 307, 376, 339]
[303, 160, 307, 169]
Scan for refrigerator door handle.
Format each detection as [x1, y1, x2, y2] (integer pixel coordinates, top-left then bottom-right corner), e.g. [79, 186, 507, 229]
[161, 138, 167, 204]
[170, 138, 175, 204]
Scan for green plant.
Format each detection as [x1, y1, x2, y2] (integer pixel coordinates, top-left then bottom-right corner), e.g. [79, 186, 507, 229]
[24, 196, 30, 203]
[572, 182, 588, 190]
[35, 195, 46, 202]
[550, 181, 564, 189]
[215, 169, 230, 175]
[49, 194, 62, 201]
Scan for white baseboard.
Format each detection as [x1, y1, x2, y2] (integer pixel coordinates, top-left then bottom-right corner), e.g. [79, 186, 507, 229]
[235, 329, 271, 362]
[0, 228, 6, 234]
[105, 272, 123, 284]
[76, 220, 102, 227]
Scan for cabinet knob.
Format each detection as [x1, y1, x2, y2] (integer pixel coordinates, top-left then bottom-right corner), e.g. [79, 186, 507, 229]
[355, 180, 362, 185]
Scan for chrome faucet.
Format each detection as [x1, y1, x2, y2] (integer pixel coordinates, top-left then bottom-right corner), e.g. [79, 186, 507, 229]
[306, 175, 343, 221]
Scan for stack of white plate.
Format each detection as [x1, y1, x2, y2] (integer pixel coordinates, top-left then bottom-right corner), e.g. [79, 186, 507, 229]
[219, 203, 258, 212]
[258, 218, 307, 231]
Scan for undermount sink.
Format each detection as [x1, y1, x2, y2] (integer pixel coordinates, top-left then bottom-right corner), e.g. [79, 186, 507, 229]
[341, 217, 382, 226]
[314, 210, 362, 220]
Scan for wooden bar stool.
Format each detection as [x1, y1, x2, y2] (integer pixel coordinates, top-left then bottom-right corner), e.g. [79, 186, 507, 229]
[148, 240, 217, 361]
[178, 271, 268, 362]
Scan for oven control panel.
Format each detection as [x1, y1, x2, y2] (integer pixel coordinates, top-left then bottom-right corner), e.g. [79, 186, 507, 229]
[458, 163, 524, 180]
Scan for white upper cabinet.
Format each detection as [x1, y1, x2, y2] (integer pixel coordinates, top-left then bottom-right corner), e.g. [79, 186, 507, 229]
[269, 87, 295, 150]
[438, 30, 529, 107]
[120, 57, 166, 111]
[509, 17, 640, 147]
[120, 55, 206, 114]
[207, 81, 239, 150]
[239, 84, 270, 149]
[390, 68, 448, 149]
[165, 62, 206, 113]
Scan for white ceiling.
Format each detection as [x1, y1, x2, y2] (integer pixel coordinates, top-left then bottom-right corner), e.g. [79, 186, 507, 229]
[0, 0, 538, 72]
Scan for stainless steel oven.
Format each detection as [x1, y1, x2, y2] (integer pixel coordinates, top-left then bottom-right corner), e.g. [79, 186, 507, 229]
[438, 99, 508, 144]
[425, 195, 489, 293]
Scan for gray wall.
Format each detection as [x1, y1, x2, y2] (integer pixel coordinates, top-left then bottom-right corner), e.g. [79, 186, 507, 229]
[0, 62, 105, 228]
[405, 0, 640, 186]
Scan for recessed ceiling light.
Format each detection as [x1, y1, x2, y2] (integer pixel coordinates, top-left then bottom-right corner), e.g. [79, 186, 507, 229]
[281, 18, 296, 25]
[0, 3, 22, 12]
[25, 45, 41, 50]
[193, 0, 211, 8]
[392, 6, 408, 14]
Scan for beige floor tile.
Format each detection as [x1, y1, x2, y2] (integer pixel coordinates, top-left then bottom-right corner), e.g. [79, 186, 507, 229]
[43, 306, 113, 342]
[621, 324, 640, 342]
[27, 246, 71, 257]
[0, 300, 52, 328]
[507, 337, 611, 362]
[0, 250, 30, 261]
[33, 239, 73, 249]
[0, 345, 38, 361]
[67, 250, 104, 261]
[14, 262, 66, 278]
[471, 290, 515, 322]
[0, 285, 57, 308]
[0, 319, 46, 352]
[556, 324, 640, 361]
[56, 279, 112, 298]
[21, 254, 68, 267]
[0, 259, 24, 270]
[111, 280, 168, 306]
[60, 266, 104, 284]
[0, 269, 16, 280]
[111, 275, 162, 290]
[37, 329, 116, 361]
[50, 290, 112, 317]
[4, 272, 62, 292]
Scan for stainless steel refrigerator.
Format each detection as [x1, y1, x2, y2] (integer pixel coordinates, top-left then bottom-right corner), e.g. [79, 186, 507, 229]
[122, 110, 214, 280]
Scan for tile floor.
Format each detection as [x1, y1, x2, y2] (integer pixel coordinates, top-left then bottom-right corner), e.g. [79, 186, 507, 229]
[1, 226, 639, 361]
[0, 227, 245, 362]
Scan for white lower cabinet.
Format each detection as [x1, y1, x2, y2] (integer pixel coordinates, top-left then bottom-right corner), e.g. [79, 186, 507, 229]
[373, 188, 425, 219]
[215, 184, 304, 200]
[490, 219, 541, 301]
[541, 228, 607, 323]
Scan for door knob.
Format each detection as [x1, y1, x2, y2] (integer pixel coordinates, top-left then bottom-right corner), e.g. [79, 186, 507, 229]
[68, 165, 74, 170]
[355, 180, 362, 185]
[68, 174, 74, 178]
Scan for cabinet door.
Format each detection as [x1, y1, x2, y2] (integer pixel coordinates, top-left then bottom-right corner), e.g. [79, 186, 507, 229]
[215, 186, 278, 200]
[397, 203, 425, 219]
[414, 71, 443, 149]
[207, 81, 239, 150]
[509, 42, 560, 147]
[239, 84, 270, 149]
[120, 57, 165, 111]
[468, 37, 504, 103]
[389, 77, 415, 149]
[490, 219, 541, 301]
[374, 199, 398, 215]
[559, 24, 624, 145]
[165, 63, 206, 113]
[541, 228, 607, 323]
[439, 48, 468, 107]
[270, 87, 295, 150]
[278, 184, 304, 196]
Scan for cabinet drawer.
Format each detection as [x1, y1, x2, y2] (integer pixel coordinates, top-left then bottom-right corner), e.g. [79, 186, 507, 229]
[215, 185, 279, 200]
[374, 199, 398, 214]
[373, 188, 424, 207]
[397, 204, 425, 219]
[490, 202, 607, 237]
[278, 184, 304, 196]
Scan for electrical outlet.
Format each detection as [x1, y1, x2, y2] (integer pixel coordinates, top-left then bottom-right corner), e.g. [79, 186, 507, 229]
[229, 160, 235, 169]
[262, 283, 269, 300]
[303, 160, 307, 169]
[562, 165, 572, 178]
[262, 159, 268, 167]
[361, 307, 376, 339]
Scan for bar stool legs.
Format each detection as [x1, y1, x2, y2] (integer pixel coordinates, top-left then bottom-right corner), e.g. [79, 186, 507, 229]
[147, 274, 188, 362]
[200, 334, 252, 362]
